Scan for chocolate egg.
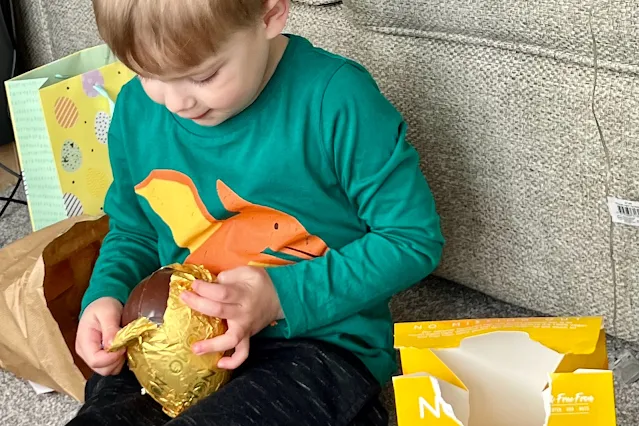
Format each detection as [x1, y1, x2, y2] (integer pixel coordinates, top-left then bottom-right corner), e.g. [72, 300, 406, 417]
[108, 264, 231, 417]
[121, 267, 173, 327]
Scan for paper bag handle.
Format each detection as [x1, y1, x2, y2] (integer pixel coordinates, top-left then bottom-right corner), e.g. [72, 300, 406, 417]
[54, 74, 116, 115]
[93, 85, 116, 115]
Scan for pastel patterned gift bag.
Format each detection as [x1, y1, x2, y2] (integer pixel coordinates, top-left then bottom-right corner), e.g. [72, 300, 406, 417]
[5, 44, 134, 230]
[40, 62, 134, 219]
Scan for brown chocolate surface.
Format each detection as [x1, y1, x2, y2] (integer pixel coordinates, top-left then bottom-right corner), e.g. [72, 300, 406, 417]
[121, 268, 174, 327]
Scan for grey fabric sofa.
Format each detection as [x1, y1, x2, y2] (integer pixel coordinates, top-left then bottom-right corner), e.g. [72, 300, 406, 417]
[12, 0, 639, 345]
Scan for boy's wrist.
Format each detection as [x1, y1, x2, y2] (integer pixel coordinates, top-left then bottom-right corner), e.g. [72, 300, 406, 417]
[81, 287, 129, 318]
[268, 306, 284, 328]
[265, 271, 285, 324]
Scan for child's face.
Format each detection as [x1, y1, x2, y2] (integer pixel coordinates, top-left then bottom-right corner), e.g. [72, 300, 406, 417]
[139, 28, 275, 127]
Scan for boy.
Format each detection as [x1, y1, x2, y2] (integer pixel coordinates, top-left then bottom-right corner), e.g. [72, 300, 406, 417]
[69, 0, 444, 425]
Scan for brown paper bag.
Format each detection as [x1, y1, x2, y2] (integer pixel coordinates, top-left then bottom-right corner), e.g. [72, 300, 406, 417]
[0, 215, 110, 401]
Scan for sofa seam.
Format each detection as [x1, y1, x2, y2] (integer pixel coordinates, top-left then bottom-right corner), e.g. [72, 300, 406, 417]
[356, 25, 639, 78]
[293, 0, 342, 6]
[588, 8, 621, 345]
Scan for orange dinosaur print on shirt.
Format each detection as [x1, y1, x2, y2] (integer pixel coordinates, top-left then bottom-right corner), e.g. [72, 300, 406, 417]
[134, 170, 329, 273]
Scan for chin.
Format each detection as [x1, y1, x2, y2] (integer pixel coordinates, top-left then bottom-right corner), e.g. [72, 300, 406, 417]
[195, 115, 226, 126]
[199, 109, 243, 126]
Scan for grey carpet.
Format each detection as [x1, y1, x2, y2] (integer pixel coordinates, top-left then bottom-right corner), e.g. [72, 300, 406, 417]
[0, 184, 30, 248]
[0, 183, 637, 425]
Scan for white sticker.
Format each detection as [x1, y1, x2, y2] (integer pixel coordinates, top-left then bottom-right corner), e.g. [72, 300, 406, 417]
[28, 381, 55, 395]
[607, 197, 639, 227]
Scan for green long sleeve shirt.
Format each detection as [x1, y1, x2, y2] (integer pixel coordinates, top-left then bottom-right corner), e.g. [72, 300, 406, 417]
[82, 34, 444, 385]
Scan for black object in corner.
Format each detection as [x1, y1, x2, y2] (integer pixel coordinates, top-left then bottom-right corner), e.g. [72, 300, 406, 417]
[1, 0, 17, 146]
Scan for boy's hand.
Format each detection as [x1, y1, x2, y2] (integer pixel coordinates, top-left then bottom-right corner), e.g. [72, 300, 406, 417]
[76, 297, 126, 376]
[181, 266, 283, 370]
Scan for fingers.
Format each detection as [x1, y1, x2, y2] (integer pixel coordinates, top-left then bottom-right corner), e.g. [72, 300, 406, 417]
[94, 356, 126, 377]
[181, 291, 242, 318]
[100, 324, 122, 349]
[87, 343, 126, 369]
[76, 319, 103, 360]
[193, 322, 250, 370]
[76, 322, 125, 372]
[192, 280, 241, 304]
[218, 337, 250, 370]
[95, 302, 123, 349]
[76, 302, 127, 376]
[192, 327, 244, 355]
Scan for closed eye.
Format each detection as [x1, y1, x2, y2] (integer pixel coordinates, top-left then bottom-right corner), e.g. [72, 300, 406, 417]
[191, 71, 218, 86]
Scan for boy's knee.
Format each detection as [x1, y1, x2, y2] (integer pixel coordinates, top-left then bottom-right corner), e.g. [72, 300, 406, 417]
[84, 367, 139, 400]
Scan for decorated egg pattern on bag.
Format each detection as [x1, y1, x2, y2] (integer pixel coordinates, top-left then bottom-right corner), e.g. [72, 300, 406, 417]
[82, 70, 105, 98]
[63, 193, 84, 217]
[86, 167, 111, 199]
[61, 140, 82, 172]
[95, 112, 111, 144]
[54, 97, 79, 129]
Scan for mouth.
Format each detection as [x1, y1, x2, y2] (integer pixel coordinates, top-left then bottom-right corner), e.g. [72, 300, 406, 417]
[284, 246, 320, 259]
[280, 235, 328, 260]
[187, 110, 211, 120]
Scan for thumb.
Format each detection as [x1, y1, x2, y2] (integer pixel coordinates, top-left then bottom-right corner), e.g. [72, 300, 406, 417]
[216, 266, 258, 284]
[97, 313, 122, 348]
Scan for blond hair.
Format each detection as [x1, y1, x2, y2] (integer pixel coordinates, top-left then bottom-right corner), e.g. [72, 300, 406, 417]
[93, 0, 265, 76]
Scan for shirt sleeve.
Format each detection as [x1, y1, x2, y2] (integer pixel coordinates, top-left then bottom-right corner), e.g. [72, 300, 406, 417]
[267, 63, 445, 337]
[80, 89, 161, 314]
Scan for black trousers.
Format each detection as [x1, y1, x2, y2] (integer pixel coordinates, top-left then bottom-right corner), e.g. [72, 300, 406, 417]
[66, 338, 389, 426]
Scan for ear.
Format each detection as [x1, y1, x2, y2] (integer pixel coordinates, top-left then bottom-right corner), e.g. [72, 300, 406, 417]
[217, 180, 252, 212]
[263, 0, 290, 39]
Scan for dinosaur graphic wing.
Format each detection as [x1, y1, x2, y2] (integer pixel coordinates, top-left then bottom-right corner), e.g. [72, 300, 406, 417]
[135, 170, 221, 253]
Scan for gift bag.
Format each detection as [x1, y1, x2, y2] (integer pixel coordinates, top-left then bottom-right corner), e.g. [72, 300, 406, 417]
[4, 44, 135, 231]
[0, 215, 109, 401]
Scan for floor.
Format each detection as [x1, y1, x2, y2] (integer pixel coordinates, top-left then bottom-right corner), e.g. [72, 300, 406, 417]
[0, 142, 20, 192]
[0, 181, 638, 425]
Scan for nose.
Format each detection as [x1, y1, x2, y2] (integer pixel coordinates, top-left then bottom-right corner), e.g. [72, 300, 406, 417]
[164, 84, 195, 114]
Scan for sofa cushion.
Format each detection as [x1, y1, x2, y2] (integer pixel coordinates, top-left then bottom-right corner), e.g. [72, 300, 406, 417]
[15, 0, 103, 67]
[287, 1, 639, 344]
[344, 0, 639, 68]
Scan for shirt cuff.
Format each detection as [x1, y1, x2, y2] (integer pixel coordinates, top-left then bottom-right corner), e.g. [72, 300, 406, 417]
[266, 265, 308, 338]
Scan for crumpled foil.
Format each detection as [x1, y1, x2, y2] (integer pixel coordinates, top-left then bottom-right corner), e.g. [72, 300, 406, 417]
[108, 264, 231, 417]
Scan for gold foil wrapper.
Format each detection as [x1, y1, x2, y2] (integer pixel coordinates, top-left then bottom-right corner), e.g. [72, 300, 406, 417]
[108, 264, 231, 417]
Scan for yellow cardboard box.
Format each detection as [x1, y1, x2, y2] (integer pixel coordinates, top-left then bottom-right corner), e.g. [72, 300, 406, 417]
[393, 317, 616, 426]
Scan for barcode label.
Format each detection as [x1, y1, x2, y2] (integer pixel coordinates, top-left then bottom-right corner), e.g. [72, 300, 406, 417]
[617, 205, 639, 216]
[22, 171, 29, 198]
[608, 197, 639, 227]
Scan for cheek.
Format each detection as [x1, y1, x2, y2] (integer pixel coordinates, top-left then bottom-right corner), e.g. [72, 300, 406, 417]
[207, 77, 249, 109]
[140, 80, 165, 105]
[232, 67, 262, 101]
